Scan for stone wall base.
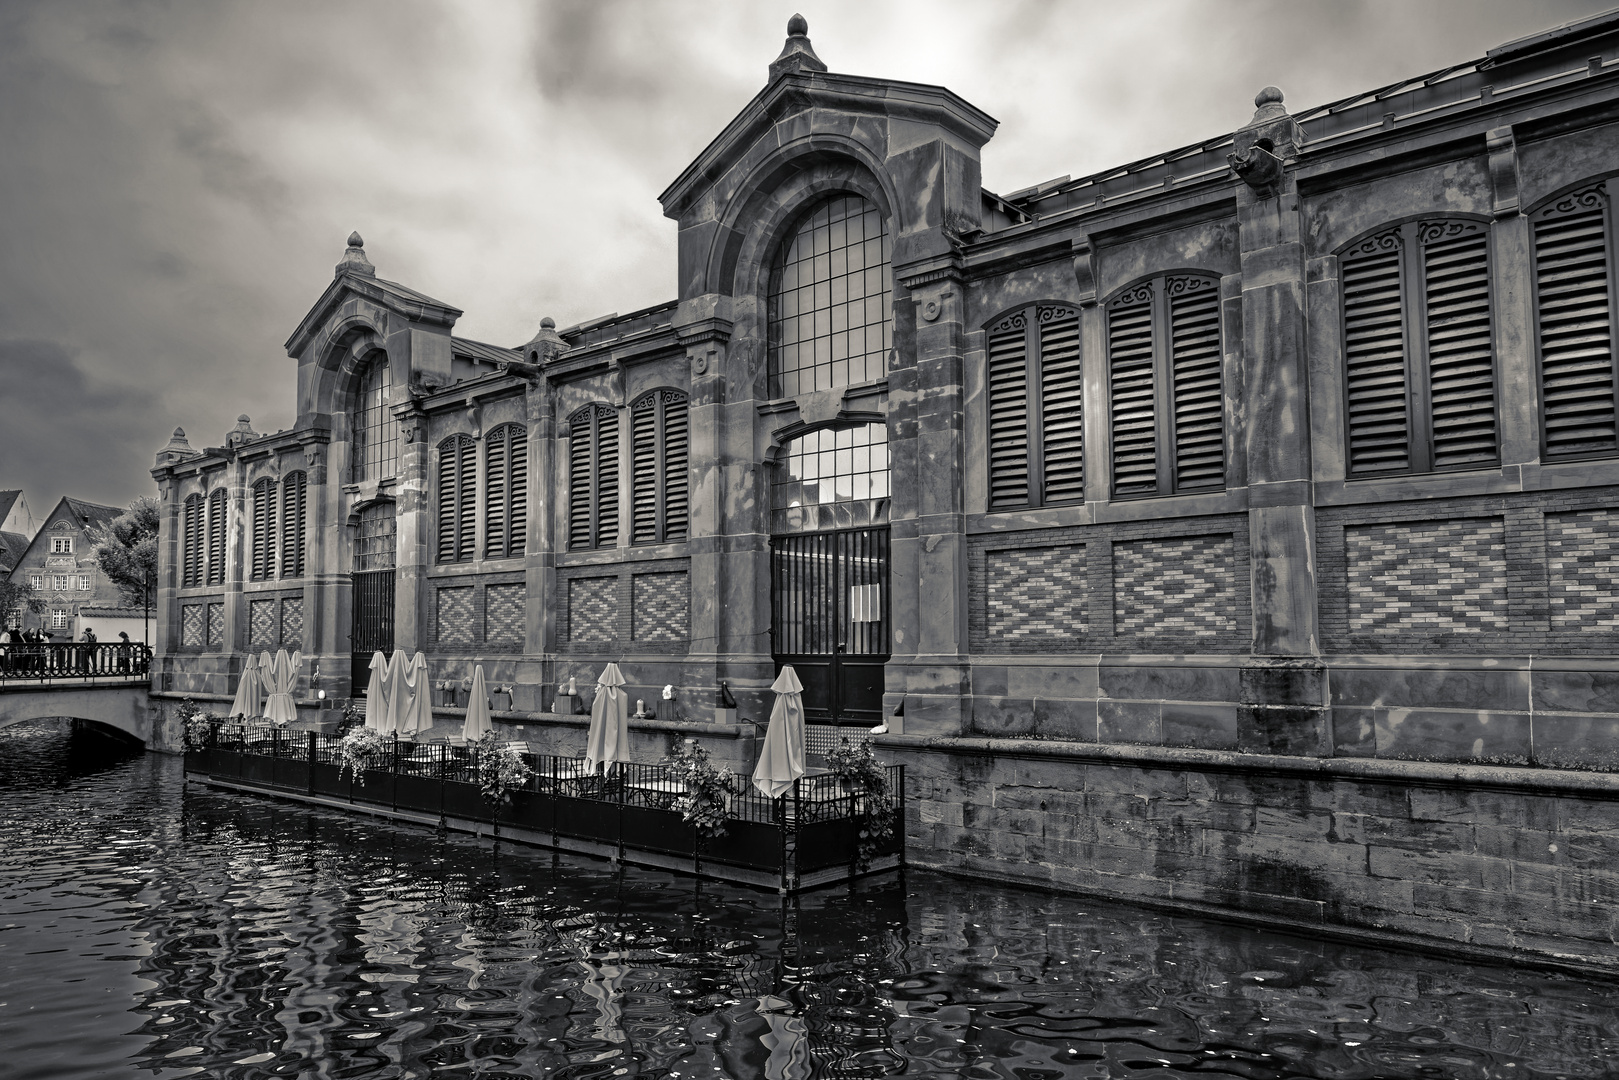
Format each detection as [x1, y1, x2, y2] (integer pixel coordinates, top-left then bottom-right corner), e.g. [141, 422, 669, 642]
[881, 734, 1619, 975]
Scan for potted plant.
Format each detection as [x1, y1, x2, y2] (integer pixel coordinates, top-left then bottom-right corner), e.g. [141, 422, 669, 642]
[825, 737, 896, 871]
[177, 697, 217, 751]
[664, 738, 741, 840]
[474, 732, 533, 811]
[336, 727, 393, 785]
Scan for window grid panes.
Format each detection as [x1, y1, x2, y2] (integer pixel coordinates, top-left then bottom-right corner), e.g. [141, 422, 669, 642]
[353, 359, 398, 482]
[354, 504, 397, 571]
[770, 423, 891, 534]
[51, 537, 72, 553]
[768, 194, 892, 399]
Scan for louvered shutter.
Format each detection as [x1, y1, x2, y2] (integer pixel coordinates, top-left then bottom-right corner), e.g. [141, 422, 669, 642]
[437, 437, 462, 562]
[1534, 185, 1616, 457]
[1422, 224, 1497, 468]
[1108, 287, 1157, 495]
[506, 426, 527, 557]
[251, 479, 275, 580]
[662, 393, 689, 541]
[631, 397, 659, 543]
[183, 496, 202, 587]
[1341, 231, 1410, 474]
[1168, 279, 1225, 490]
[1039, 307, 1084, 504]
[457, 437, 476, 559]
[568, 412, 593, 549]
[206, 490, 226, 585]
[986, 314, 1030, 508]
[485, 426, 507, 558]
[281, 472, 306, 578]
[595, 406, 618, 547]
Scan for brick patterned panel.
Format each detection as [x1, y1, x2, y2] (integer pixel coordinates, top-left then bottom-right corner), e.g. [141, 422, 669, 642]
[1346, 518, 1508, 635]
[806, 724, 869, 758]
[182, 604, 204, 647]
[435, 586, 474, 646]
[206, 602, 225, 646]
[567, 577, 618, 643]
[632, 572, 688, 642]
[485, 582, 526, 643]
[1113, 535, 1237, 637]
[280, 597, 304, 645]
[248, 599, 276, 646]
[1547, 509, 1619, 630]
[986, 545, 1086, 640]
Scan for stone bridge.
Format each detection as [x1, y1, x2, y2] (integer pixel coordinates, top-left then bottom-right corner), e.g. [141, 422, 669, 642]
[0, 643, 177, 750]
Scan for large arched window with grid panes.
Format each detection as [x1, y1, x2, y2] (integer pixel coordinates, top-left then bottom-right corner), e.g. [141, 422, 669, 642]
[1106, 273, 1226, 498]
[985, 303, 1084, 510]
[630, 390, 688, 544]
[352, 357, 398, 482]
[436, 434, 476, 563]
[767, 194, 892, 398]
[485, 423, 528, 559]
[770, 423, 890, 535]
[568, 404, 619, 550]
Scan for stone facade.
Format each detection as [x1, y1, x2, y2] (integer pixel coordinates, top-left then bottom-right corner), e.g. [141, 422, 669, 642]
[150, 15, 1619, 966]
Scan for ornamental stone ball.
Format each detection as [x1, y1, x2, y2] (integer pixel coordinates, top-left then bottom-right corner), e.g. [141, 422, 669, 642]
[348, 231, 364, 248]
[787, 13, 808, 36]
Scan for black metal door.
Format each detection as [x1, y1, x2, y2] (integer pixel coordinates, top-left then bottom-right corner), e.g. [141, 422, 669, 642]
[351, 569, 395, 692]
[770, 527, 889, 723]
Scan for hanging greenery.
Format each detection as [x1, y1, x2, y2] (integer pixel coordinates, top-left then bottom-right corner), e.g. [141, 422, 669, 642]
[826, 738, 896, 872]
[336, 728, 393, 785]
[177, 697, 217, 751]
[475, 733, 533, 806]
[665, 737, 740, 840]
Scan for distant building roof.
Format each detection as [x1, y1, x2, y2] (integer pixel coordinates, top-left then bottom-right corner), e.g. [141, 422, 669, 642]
[451, 336, 520, 366]
[61, 498, 123, 531]
[0, 530, 26, 571]
[75, 607, 149, 619]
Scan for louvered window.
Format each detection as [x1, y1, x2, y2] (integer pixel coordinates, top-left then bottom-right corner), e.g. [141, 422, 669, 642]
[280, 471, 307, 579]
[250, 478, 276, 581]
[485, 424, 528, 559]
[1106, 275, 1225, 497]
[206, 488, 227, 585]
[182, 494, 204, 588]
[630, 390, 690, 543]
[1339, 219, 1498, 476]
[568, 404, 619, 550]
[1533, 181, 1618, 459]
[985, 304, 1084, 510]
[436, 434, 476, 563]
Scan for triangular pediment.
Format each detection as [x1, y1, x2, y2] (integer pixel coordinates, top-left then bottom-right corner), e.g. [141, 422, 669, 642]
[285, 270, 463, 358]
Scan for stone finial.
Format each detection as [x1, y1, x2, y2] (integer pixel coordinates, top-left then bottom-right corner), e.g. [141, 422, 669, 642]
[225, 414, 259, 448]
[336, 230, 376, 277]
[522, 315, 569, 365]
[1251, 86, 1287, 123]
[769, 13, 827, 82]
[156, 426, 197, 467]
[1228, 85, 1306, 199]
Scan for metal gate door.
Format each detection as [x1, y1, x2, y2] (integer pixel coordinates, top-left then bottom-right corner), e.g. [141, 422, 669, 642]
[351, 569, 395, 692]
[770, 527, 890, 723]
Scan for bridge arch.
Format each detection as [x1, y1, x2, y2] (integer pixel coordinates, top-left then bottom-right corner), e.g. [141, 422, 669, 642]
[0, 686, 153, 748]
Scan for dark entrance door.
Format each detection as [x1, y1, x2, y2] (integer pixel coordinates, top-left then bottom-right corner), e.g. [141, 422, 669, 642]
[770, 526, 890, 723]
[350, 503, 397, 693]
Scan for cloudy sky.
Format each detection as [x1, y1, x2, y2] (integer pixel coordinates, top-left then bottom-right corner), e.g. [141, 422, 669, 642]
[1, 0, 1610, 514]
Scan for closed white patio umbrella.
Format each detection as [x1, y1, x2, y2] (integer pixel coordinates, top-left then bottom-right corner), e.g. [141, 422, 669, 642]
[263, 648, 302, 725]
[363, 651, 389, 731]
[383, 649, 411, 735]
[583, 663, 629, 773]
[463, 664, 493, 743]
[227, 653, 263, 720]
[398, 652, 432, 737]
[753, 666, 806, 799]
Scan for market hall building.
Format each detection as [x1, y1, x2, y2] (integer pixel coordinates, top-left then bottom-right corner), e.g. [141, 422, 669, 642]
[152, 14, 1619, 966]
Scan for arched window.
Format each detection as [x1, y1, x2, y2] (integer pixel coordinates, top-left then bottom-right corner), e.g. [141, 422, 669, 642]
[437, 434, 476, 563]
[1341, 218, 1497, 475]
[182, 494, 204, 587]
[352, 357, 398, 482]
[771, 423, 890, 535]
[767, 194, 891, 398]
[1106, 273, 1225, 497]
[569, 404, 619, 550]
[485, 423, 528, 559]
[354, 503, 396, 571]
[1532, 181, 1617, 459]
[985, 303, 1084, 510]
[281, 471, 307, 578]
[206, 488, 227, 585]
[630, 391, 688, 544]
[250, 478, 276, 580]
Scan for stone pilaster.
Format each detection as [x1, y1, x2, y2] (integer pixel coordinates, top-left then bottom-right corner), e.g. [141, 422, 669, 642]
[523, 378, 553, 710]
[392, 405, 429, 653]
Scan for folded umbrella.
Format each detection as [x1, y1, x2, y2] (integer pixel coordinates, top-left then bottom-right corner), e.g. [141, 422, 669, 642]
[263, 648, 302, 725]
[583, 663, 629, 773]
[463, 664, 493, 743]
[399, 652, 432, 736]
[383, 649, 411, 735]
[227, 653, 263, 720]
[753, 666, 806, 799]
[363, 651, 389, 730]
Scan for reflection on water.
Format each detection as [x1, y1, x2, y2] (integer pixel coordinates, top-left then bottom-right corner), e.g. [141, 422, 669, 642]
[2, 719, 1617, 1079]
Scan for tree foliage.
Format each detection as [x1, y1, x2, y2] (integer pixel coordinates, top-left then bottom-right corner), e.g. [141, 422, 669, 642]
[91, 497, 160, 607]
[0, 575, 43, 627]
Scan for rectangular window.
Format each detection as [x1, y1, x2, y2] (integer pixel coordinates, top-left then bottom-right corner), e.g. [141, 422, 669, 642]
[1341, 219, 1498, 476]
[1533, 181, 1618, 459]
[53, 575, 70, 591]
[1107, 275, 1226, 497]
[51, 608, 68, 629]
[28, 574, 41, 590]
[78, 575, 91, 591]
[985, 304, 1083, 510]
[51, 537, 72, 554]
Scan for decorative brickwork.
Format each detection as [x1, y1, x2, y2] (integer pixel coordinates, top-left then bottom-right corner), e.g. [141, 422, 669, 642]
[435, 586, 474, 646]
[280, 597, 303, 645]
[206, 602, 225, 647]
[985, 545, 1086, 640]
[632, 572, 689, 642]
[567, 577, 618, 643]
[181, 604, 204, 647]
[485, 582, 525, 644]
[1113, 535, 1237, 637]
[248, 599, 276, 646]
[1345, 518, 1507, 635]
[1547, 509, 1619, 630]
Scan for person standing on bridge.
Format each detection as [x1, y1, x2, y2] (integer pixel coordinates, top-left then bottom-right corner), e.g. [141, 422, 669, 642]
[80, 626, 96, 674]
[116, 631, 131, 674]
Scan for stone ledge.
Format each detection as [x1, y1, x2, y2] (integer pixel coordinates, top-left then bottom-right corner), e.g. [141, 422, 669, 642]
[877, 733, 1619, 798]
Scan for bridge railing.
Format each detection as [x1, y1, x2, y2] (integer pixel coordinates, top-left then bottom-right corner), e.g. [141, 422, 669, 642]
[0, 641, 152, 683]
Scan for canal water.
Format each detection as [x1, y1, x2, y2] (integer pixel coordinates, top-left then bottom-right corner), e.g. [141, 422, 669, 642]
[2, 721, 1617, 1080]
